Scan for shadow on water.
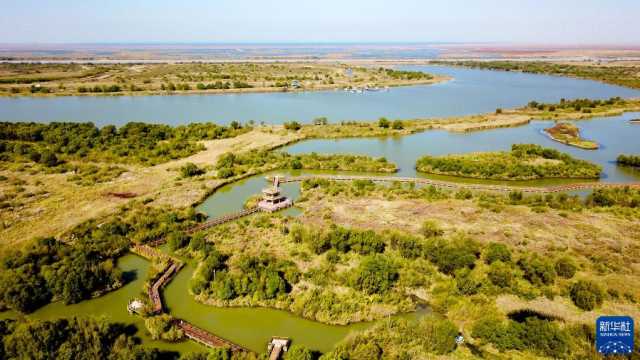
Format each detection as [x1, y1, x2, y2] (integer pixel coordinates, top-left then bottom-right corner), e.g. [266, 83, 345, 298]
[121, 269, 138, 284]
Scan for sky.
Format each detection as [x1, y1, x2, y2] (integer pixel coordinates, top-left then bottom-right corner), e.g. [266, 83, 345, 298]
[1, 0, 639, 44]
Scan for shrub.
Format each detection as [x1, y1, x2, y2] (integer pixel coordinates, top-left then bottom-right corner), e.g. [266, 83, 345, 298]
[284, 344, 317, 360]
[168, 231, 190, 251]
[472, 317, 569, 358]
[328, 316, 457, 358]
[424, 237, 479, 275]
[217, 168, 234, 179]
[377, 117, 390, 128]
[284, 121, 302, 131]
[522, 317, 570, 358]
[484, 243, 512, 264]
[390, 233, 424, 259]
[180, 162, 205, 177]
[472, 318, 524, 352]
[144, 314, 184, 342]
[350, 255, 399, 295]
[391, 120, 404, 130]
[487, 261, 514, 288]
[518, 255, 556, 286]
[555, 257, 577, 279]
[456, 269, 481, 295]
[570, 280, 604, 311]
[420, 220, 443, 238]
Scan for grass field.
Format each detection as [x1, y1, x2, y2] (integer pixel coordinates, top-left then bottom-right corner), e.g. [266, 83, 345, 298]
[0, 128, 303, 248]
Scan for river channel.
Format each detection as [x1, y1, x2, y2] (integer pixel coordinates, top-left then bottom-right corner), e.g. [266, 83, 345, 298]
[1, 65, 639, 126]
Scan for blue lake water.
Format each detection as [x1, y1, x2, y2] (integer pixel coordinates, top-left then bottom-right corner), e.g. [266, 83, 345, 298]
[1, 65, 639, 126]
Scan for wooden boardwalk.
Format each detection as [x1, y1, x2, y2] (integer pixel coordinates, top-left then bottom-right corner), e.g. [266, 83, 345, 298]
[131, 244, 170, 261]
[148, 261, 180, 314]
[277, 174, 640, 194]
[176, 319, 250, 353]
[188, 207, 261, 233]
[130, 246, 250, 352]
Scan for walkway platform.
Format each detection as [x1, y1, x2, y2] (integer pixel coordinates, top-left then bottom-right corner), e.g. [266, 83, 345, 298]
[275, 174, 640, 194]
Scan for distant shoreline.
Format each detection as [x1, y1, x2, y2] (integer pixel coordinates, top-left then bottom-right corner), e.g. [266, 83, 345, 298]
[0, 76, 450, 98]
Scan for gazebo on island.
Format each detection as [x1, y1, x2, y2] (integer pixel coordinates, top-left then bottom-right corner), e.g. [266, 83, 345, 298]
[258, 176, 293, 212]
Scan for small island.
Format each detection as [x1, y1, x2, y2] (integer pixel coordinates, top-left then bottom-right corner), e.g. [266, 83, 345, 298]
[543, 122, 599, 150]
[416, 144, 602, 180]
[617, 154, 640, 168]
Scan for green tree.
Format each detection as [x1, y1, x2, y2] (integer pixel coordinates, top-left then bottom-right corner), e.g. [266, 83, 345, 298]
[377, 117, 390, 128]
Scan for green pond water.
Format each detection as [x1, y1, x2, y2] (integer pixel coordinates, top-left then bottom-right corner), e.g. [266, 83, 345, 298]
[2, 252, 425, 354]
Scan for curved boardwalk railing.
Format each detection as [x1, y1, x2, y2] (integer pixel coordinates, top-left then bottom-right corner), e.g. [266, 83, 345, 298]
[132, 245, 181, 314]
[277, 175, 640, 194]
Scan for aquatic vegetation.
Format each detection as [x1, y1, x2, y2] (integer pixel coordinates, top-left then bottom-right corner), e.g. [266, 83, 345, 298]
[617, 154, 640, 168]
[416, 144, 602, 180]
[214, 150, 397, 179]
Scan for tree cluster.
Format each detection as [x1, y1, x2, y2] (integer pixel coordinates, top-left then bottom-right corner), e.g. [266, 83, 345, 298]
[0, 317, 168, 360]
[416, 144, 602, 180]
[0, 121, 250, 166]
[0, 205, 199, 313]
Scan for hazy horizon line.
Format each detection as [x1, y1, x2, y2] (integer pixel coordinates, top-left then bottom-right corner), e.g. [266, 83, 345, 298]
[1, 41, 640, 47]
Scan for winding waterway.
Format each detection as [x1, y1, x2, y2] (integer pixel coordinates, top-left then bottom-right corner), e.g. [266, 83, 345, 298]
[2, 66, 640, 355]
[198, 111, 640, 218]
[1, 65, 639, 126]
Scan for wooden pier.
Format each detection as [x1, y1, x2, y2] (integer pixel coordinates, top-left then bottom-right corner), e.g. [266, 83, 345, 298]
[276, 174, 640, 194]
[268, 337, 291, 360]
